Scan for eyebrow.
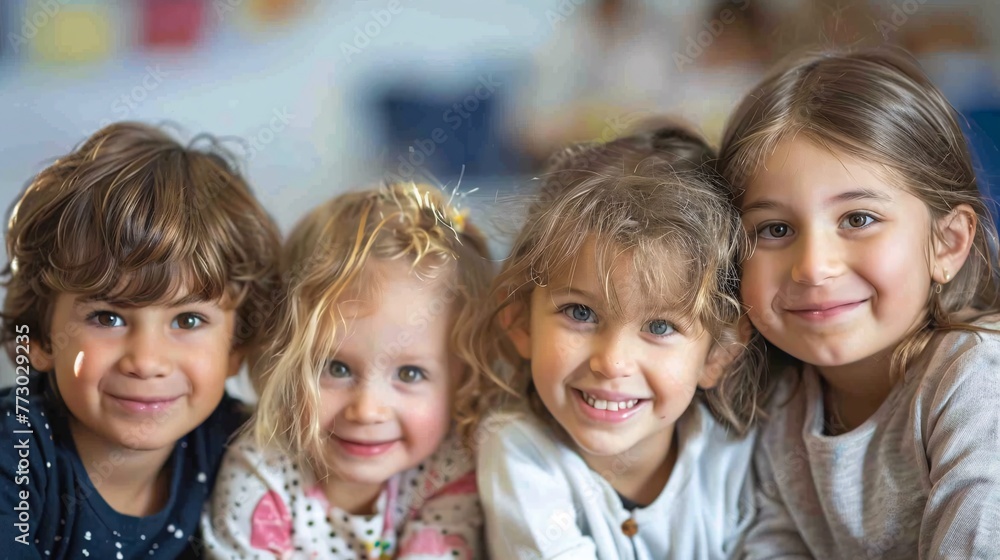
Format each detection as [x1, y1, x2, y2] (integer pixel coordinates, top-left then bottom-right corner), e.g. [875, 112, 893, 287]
[74, 296, 213, 309]
[549, 286, 599, 301]
[742, 188, 893, 214]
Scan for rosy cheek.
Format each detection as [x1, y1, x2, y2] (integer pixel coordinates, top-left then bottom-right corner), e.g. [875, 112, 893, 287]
[404, 402, 451, 447]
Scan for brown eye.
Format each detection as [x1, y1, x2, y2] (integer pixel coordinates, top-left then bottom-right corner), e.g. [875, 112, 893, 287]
[842, 213, 875, 229]
[94, 312, 123, 327]
[397, 366, 426, 383]
[172, 314, 204, 330]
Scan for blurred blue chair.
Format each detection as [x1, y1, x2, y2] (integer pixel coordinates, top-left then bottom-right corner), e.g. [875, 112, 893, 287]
[964, 107, 1000, 234]
[373, 68, 526, 187]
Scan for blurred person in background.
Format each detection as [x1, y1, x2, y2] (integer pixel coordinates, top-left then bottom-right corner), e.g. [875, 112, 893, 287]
[514, 0, 680, 166]
[897, 6, 1000, 233]
[672, 0, 776, 144]
[898, 7, 998, 112]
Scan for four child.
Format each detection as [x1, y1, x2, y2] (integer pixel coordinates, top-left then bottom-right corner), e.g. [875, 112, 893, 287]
[2, 45, 998, 559]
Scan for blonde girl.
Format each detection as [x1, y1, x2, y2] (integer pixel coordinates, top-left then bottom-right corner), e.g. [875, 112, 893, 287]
[202, 183, 493, 559]
[466, 125, 764, 559]
[718, 47, 1000, 558]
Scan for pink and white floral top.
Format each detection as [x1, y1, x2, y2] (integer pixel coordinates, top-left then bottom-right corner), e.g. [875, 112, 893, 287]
[200, 431, 482, 559]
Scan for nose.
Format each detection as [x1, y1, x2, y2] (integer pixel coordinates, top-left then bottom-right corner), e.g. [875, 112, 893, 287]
[790, 229, 843, 286]
[343, 380, 393, 424]
[119, 326, 171, 378]
[589, 330, 637, 379]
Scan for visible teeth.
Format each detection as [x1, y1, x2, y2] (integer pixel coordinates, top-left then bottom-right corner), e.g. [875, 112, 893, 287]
[580, 391, 639, 411]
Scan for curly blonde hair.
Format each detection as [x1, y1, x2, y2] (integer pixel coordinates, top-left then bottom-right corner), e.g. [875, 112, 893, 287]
[252, 182, 493, 475]
[461, 125, 763, 437]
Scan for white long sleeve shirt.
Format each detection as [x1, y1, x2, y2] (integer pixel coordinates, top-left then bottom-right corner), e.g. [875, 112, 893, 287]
[477, 401, 756, 560]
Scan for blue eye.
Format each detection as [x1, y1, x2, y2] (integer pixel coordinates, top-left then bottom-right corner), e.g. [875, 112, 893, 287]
[88, 311, 124, 328]
[562, 304, 596, 323]
[397, 366, 426, 384]
[645, 320, 675, 336]
[324, 360, 351, 379]
[841, 213, 877, 229]
[757, 223, 791, 239]
[172, 313, 204, 330]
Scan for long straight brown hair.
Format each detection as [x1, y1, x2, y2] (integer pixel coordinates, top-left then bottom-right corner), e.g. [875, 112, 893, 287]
[719, 47, 1000, 382]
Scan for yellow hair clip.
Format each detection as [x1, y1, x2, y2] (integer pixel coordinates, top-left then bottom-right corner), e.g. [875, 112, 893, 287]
[451, 208, 468, 234]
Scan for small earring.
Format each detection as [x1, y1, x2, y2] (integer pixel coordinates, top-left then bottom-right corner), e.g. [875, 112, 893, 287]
[935, 283, 943, 294]
[944, 269, 951, 282]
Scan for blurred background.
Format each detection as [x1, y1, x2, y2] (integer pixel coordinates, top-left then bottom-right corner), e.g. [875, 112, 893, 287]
[1, 0, 1000, 385]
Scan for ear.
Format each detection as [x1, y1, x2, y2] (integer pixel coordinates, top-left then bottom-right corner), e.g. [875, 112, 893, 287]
[29, 339, 54, 372]
[499, 297, 532, 360]
[931, 204, 977, 284]
[698, 317, 752, 390]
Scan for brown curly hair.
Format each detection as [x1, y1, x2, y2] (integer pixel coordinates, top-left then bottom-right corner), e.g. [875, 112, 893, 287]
[2, 121, 282, 361]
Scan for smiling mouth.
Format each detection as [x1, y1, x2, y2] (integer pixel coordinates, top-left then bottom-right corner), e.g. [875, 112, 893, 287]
[333, 436, 399, 457]
[577, 390, 643, 412]
[107, 395, 180, 413]
[786, 300, 865, 319]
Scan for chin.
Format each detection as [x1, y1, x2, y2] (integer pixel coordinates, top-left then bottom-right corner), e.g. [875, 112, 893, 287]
[115, 434, 183, 452]
[569, 433, 632, 458]
[336, 467, 394, 487]
[794, 347, 860, 369]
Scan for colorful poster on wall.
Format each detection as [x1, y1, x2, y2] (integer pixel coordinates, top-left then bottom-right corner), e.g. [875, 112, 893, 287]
[141, 0, 205, 50]
[27, 0, 112, 63]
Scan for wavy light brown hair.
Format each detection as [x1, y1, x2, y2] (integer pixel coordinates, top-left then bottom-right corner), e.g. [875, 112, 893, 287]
[252, 183, 493, 475]
[718, 47, 1000, 383]
[462, 125, 763, 436]
[2, 121, 282, 360]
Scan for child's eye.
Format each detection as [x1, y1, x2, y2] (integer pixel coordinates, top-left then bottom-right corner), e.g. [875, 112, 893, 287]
[644, 320, 675, 337]
[840, 213, 877, 229]
[87, 311, 124, 328]
[324, 360, 351, 379]
[397, 366, 426, 384]
[757, 222, 792, 239]
[561, 304, 597, 323]
[172, 313, 205, 330]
